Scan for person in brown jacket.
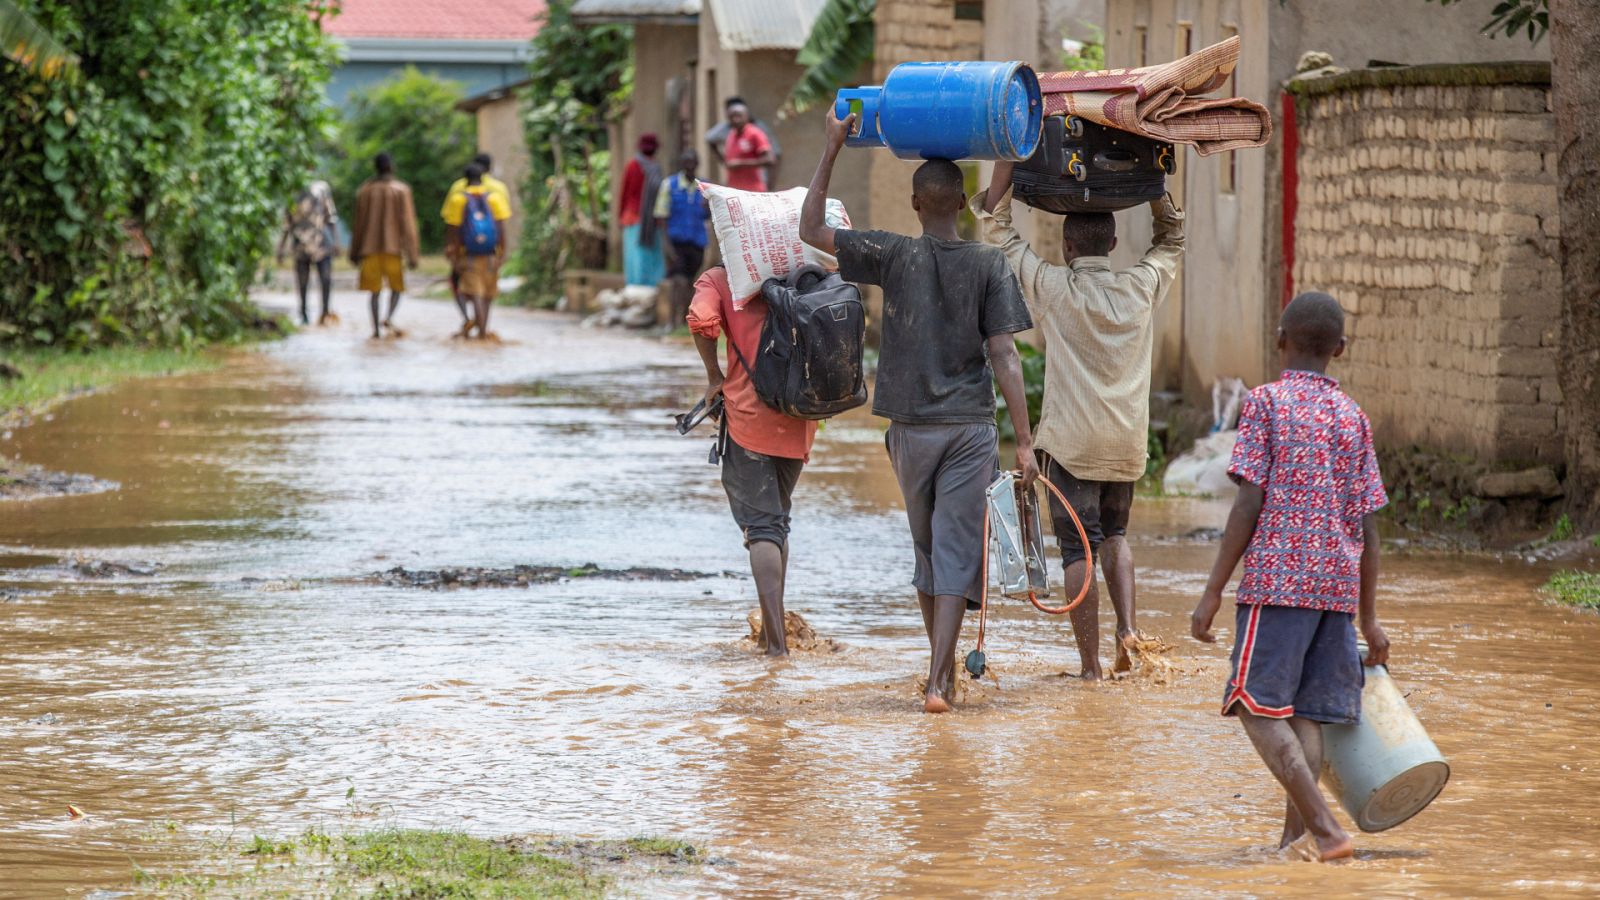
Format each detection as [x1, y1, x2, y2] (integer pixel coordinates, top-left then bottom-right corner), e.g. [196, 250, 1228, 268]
[349, 152, 420, 339]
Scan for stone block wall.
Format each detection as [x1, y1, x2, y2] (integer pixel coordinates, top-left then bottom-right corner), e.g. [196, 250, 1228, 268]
[1290, 66, 1562, 465]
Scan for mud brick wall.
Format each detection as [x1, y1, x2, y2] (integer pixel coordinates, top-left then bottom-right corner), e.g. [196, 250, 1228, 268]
[1291, 68, 1562, 465]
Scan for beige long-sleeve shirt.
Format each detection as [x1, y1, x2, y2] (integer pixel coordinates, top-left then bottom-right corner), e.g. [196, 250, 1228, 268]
[972, 188, 1185, 482]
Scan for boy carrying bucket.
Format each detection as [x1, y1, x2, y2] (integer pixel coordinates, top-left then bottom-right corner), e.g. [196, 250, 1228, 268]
[1190, 291, 1392, 862]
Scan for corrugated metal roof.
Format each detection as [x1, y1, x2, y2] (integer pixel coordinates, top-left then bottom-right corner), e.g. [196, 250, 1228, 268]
[706, 0, 830, 51]
[571, 0, 699, 21]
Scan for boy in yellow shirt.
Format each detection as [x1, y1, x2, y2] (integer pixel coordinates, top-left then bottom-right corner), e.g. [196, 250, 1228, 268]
[442, 163, 512, 339]
[441, 153, 513, 331]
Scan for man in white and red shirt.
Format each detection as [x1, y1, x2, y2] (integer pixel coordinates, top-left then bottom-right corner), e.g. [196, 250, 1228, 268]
[1190, 291, 1391, 863]
[687, 266, 818, 656]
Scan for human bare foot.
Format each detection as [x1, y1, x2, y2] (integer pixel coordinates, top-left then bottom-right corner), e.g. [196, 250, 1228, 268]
[1114, 630, 1136, 674]
[1287, 830, 1353, 862]
[923, 692, 952, 714]
[1316, 830, 1354, 861]
[1065, 663, 1105, 681]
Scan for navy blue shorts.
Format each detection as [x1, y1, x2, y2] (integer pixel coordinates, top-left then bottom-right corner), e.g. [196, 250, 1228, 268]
[1221, 604, 1363, 725]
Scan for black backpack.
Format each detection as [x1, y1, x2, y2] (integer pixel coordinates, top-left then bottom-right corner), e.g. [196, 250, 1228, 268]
[731, 264, 867, 420]
[1012, 115, 1174, 214]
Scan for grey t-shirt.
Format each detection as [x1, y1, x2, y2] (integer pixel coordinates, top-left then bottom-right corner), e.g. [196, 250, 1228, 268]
[835, 229, 1032, 425]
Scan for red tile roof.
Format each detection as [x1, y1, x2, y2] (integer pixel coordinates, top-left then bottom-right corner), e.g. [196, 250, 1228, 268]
[325, 0, 547, 41]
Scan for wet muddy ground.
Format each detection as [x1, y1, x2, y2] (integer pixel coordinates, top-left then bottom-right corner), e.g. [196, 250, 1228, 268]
[2, 290, 1598, 897]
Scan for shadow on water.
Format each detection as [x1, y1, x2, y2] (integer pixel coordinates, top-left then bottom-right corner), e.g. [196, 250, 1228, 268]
[0, 292, 1596, 895]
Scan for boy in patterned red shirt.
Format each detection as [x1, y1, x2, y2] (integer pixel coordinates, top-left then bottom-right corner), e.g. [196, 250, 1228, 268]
[1190, 291, 1392, 862]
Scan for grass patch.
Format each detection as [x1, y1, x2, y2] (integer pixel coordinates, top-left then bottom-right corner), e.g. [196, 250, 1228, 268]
[1542, 570, 1600, 610]
[623, 836, 700, 861]
[343, 829, 604, 898]
[131, 827, 705, 897]
[0, 346, 225, 427]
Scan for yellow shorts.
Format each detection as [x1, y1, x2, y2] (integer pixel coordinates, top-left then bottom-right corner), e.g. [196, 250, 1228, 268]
[457, 255, 500, 300]
[358, 254, 405, 293]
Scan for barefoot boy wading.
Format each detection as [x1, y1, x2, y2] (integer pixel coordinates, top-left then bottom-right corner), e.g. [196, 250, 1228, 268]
[801, 109, 1038, 713]
[1191, 292, 1391, 862]
[688, 266, 819, 656]
[442, 162, 511, 340]
[350, 152, 420, 339]
[976, 162, 1185, 680]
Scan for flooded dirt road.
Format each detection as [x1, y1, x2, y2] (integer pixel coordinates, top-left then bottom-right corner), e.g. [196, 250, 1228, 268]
[2, 291, 1597, 897]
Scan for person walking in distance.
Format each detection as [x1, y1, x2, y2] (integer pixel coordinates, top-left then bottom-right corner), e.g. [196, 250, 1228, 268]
[442, 163, 511, 339]
[350, 152, 420, 339]
[276, 179, 340, 326]
[442, 152, 513, 335]
[655, 149, 711, 328]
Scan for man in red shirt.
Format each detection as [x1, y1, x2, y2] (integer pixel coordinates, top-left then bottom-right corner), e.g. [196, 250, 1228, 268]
[687, 266, 818, 656]
[722, 102, 774, 193]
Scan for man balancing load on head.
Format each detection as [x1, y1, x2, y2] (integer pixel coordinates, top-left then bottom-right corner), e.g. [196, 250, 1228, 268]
[974, 161, 1185, 680]
[800, 107, 1037, 714]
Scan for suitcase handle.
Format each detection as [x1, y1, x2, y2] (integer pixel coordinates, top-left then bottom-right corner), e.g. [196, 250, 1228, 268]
[1093, 149, 1140, 173]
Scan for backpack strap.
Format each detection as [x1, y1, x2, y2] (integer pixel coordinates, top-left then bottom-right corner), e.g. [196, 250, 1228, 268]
[788, 263, 828, 293]
[727, 325, 757, 380]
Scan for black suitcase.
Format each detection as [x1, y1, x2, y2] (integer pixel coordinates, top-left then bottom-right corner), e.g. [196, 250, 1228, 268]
[1011, 116, 1174, 214]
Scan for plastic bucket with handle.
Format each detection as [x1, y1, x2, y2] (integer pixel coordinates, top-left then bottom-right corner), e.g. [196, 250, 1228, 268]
[834, 60, 1043, 161]
[1320, 652, 1450, 832]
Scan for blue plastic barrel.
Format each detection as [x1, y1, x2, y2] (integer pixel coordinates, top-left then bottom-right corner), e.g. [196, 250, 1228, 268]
[834, 61, 1043, 162]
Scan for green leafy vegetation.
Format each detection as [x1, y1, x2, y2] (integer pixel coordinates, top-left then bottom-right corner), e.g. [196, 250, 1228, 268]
[1551, 513, 1576, 542]
[515, 0, 632, 307]
[1426, 0, 1547, 42]
[995, 341, 1044, 443]
[1057, 23, 1106, 72]
[0, 345, 224, 425]
[786, 0, 876, 116]
[1541, 570, 1600, 610]
[327, 66, 477, 255]
[0, 0, 336, 348]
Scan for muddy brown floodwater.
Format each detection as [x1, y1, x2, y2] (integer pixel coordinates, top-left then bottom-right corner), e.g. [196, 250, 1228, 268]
[2, 291, 1597, 897]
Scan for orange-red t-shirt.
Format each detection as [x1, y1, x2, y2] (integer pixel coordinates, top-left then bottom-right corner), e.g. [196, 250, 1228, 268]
[723, 125, 771, 193]
[686, 267, 817, 462]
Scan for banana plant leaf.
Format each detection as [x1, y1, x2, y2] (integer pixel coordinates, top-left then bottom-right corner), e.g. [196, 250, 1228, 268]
[785, 0, 875, 116]
[1, 0, 80, 80]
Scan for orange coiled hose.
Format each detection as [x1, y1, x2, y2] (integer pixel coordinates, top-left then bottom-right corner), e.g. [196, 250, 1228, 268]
[972, 471, 1094, 658]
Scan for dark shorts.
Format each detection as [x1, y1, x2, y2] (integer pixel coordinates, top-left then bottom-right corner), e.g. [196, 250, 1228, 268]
[1043, 457, 1134, 568]
[1221, 604, 1363, 725]
[667, 241, 706, 279]
[721, 436, 803, 549]
[885, 421, 1000, 607]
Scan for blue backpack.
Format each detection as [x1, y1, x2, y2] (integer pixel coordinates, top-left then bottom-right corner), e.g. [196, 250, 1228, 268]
[462, 192, 499, 256]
